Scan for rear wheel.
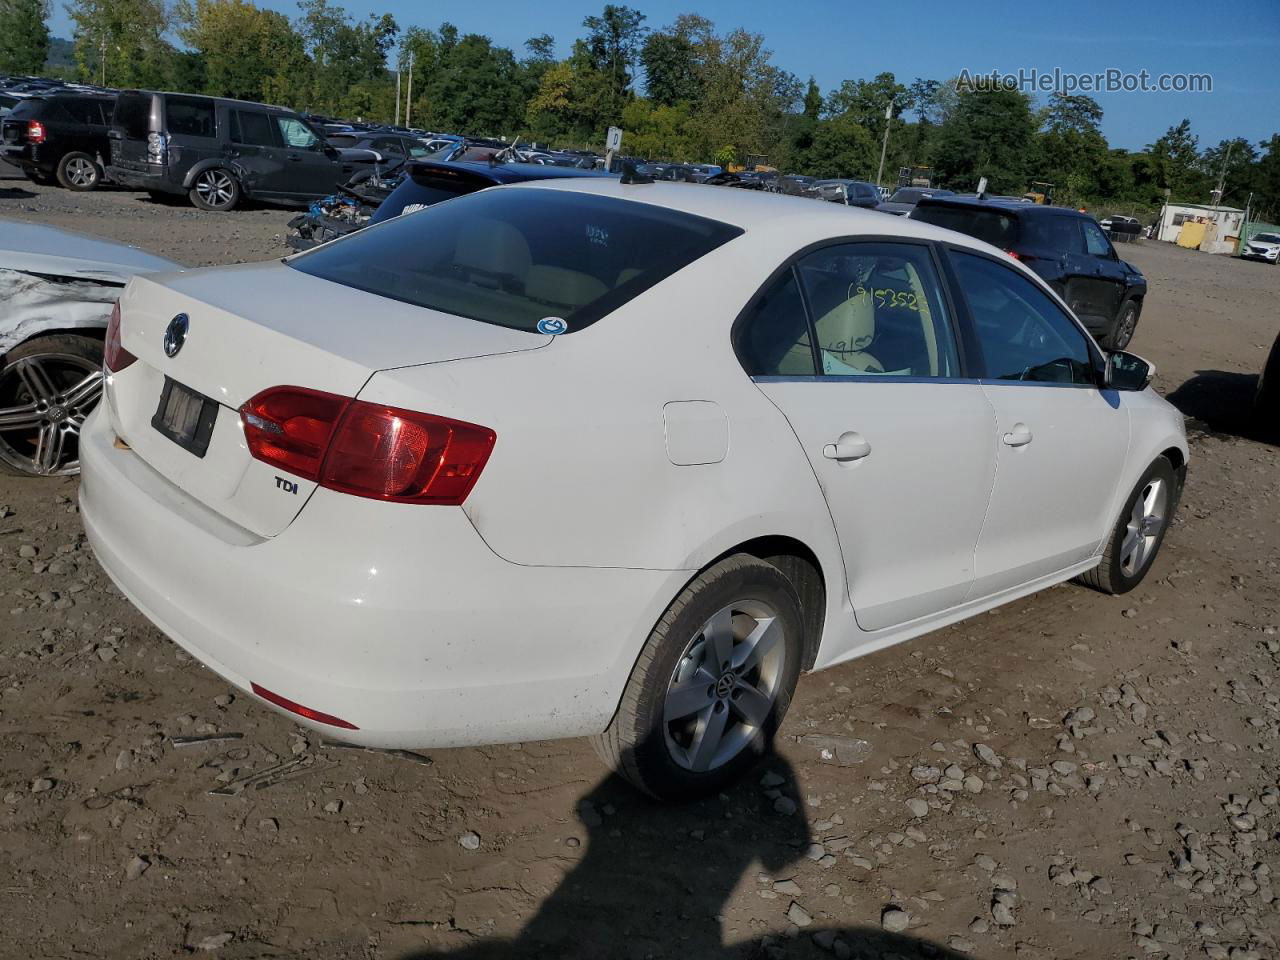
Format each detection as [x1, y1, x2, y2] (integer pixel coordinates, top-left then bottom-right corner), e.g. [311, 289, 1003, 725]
[1102, 299, 1140, 351]
[1077, 456, 1177, 595]
[189, 168, 240, 211]
[0, 334, 103, 477]
[56, 152, 102, 191]
[592, 555, 804, 801]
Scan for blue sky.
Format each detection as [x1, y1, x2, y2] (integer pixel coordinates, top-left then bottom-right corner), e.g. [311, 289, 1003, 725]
[50, 0, 1280, 151]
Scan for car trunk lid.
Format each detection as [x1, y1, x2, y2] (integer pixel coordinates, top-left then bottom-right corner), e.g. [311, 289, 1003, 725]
[108, 261, 548, 537]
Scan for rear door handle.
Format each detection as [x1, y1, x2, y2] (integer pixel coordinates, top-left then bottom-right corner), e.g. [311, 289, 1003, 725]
[1003, 423, 1033, 447]
[822, 431, 872, 462]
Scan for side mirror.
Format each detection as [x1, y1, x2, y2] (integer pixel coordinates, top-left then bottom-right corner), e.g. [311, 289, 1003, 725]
[1104, 351, 1154, 391]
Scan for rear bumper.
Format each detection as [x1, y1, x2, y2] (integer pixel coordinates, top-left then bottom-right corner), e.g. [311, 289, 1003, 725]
[79, 405, 687, 748]
[106, 165, 181, 193]
[1, 145, 48, 173]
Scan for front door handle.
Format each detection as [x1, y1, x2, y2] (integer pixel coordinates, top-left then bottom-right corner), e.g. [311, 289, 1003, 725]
[1003, 423, 1033, 447]
[822, 431, 872, 462]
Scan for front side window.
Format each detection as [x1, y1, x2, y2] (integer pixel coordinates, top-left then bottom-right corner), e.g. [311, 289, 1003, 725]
[372, 137, 405, 156]
[795, 242, 960, 378]
[164, 96, 216, 138]
[290, 187, 743, 333]
[950, 250, 1094, 385]
[276, 117, 319, 150]
[1081, 220, 1114, 257]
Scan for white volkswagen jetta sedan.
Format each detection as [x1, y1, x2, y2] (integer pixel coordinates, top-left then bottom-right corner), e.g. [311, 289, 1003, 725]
[81, 179, 1187, 800]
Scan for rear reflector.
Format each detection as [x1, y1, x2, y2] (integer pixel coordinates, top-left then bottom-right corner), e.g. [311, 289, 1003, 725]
[250, 682, 359, 730]
[103, 302, 137, 372]
[241, 386, 496, 505]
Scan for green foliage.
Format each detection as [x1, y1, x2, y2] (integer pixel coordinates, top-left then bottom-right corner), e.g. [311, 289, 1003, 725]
[24, 4, 1280, 220]
[931, 87, 1039, 194]
[66, 0, 176, 87]
[0, 0, 50, 74]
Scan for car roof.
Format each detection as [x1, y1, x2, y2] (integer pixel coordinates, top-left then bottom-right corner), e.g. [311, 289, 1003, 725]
[411, 159, 613, 183]
[508, 178, 1002, 250]
[917, 195, 1085, 218]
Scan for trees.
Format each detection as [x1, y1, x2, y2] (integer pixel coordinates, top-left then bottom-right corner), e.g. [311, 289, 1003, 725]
[932, 87, 1038, 193]
[296, 0, 397, 115]
[66, 0, 177, 88]
[177, 0, 307, 104]
[581, 4, 645, 121]
[1147, 119, 1210, 202]
[0, 0, 50, 74]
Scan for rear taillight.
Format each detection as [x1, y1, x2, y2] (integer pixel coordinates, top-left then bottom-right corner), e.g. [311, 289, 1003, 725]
[103, 302, 137, 372]
[240, 387, 495, 505]
[27, 120, 45, 144]
[146, 131, 166, 163]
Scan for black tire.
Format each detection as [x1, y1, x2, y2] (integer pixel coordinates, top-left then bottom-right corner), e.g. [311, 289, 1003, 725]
[592, 554, 805, 801]
[1102, 299, 1140, 351]
[188, 168, 241, 211]
[1077, 456, 1178, 595]
[1255, 331, 1280, 431]
[56, 151, 102, 191]
[0, 333, 104, 477]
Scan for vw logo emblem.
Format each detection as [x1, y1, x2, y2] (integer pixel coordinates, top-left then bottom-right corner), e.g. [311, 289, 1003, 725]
[163, 313, 189, 358]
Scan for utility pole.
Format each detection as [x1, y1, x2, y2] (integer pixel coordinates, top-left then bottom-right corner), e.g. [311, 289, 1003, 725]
[394, 59, 401, 126]
[1212, 140, 1235, 207]
[404, 51, 414, 128]
[875, 100, 893, 188]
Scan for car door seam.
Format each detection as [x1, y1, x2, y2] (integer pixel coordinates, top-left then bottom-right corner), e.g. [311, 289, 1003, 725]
[962, 386, 1003, 605]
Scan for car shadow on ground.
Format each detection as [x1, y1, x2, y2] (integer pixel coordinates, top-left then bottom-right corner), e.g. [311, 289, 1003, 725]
[398, 744, 972, 960]
[0, 186, 37, 200]
[1167, 370, 1277, 446]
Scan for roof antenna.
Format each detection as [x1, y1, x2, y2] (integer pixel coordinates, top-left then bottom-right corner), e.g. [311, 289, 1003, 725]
[620, 160, 653, 185]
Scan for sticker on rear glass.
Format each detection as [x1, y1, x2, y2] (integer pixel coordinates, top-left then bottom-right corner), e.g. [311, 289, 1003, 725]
[537, 317, 568, 335]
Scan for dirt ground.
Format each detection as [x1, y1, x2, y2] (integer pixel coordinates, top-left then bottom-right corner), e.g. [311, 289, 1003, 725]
[2, 171, 1279, 960]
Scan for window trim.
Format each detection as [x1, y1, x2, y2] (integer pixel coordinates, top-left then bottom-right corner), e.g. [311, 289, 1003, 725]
[938, 242, 1106, 389]
[730, 235, 974, 382]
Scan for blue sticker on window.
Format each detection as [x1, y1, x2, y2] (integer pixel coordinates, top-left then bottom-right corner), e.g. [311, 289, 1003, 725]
[537, 317, 568, 336]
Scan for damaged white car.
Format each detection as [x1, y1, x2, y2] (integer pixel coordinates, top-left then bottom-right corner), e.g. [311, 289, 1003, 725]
[0, 221, 181, 475]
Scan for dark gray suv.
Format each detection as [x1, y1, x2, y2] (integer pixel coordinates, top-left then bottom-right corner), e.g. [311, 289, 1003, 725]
[106, 91, 378, 211]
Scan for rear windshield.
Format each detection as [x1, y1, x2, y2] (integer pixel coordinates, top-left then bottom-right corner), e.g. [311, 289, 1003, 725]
[113, 93, 154, 139]
[290, 187, 743, 333]
[368, 166, 492, 224]
[911, 205, 1019, 249]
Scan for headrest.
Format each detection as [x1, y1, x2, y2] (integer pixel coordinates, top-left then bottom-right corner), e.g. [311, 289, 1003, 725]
[814, 290, 875, 353]
[453, 219, 532, 278]
[525, 265, 607, 310]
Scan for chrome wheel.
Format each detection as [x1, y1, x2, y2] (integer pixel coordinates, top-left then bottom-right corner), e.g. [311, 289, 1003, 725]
[65, 157, 97, 187]
[0, 354, 102, 476]
[1119, 477, 1168, 576]
[663, 600, 786, 772]
[195, 170, 235, 208]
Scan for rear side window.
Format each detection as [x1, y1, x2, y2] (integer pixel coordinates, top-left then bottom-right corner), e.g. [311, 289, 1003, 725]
[290, 187, 743, 333]
[165, 96, 216, 138]
[911, 205, 1019, 250]
[232, 110, 276, 147]
[737, 272, 814, 376]
[113, 93, 154, 139]
[1022, 215, 1084, 253]
[950, 251, 1093, 385]
[796, 242, 959, 378]
[61, 98, 108, 125]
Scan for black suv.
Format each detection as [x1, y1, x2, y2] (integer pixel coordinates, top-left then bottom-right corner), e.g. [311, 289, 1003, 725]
[1, 91, 115, 190]
[106, 91, 379, 211]
[911, 197, 1148, 350]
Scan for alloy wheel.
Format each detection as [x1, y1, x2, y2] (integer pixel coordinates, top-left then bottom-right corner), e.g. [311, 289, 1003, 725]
[662, 600, 787, 772]
[1114, 305, 1137, 350]
[66, 157, 97, 187]
[195, 170, 235, 208]
[0, 354, 103, 476]
[1119, 477, 1168, 576]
